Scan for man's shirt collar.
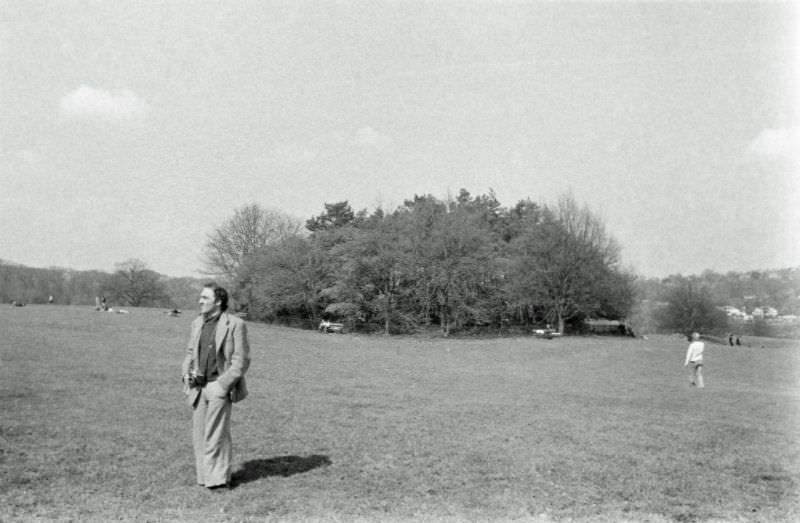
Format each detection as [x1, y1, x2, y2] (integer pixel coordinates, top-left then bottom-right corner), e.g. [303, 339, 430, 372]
[203, 310, 222, 323]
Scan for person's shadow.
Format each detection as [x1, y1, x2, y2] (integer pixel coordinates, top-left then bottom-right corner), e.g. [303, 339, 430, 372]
[231, 455, 331, 487]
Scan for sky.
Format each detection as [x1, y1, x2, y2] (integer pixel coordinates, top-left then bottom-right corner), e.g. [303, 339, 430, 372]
[1, 1, 798, 279]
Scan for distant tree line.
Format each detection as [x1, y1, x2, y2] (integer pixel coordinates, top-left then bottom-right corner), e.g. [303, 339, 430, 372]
[637, 269, 800, 316]
[6, 188, 797, 340]
[630, 269, 800, 338]
[203, 190, 636, 335]
[0, 258, 202, 310]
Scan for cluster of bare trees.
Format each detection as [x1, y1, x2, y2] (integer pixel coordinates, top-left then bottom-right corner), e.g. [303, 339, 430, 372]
[204, 191, 635, 336]
[0, 258, 199, 309]
[0, 262, 103, 305]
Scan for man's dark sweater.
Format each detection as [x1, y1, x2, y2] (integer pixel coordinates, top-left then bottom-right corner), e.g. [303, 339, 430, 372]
[196, 312, 221, 385]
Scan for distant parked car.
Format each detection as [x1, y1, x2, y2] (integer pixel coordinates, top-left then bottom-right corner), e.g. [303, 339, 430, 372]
[319, 320, 344, 334]
[533, 327, 560, 339]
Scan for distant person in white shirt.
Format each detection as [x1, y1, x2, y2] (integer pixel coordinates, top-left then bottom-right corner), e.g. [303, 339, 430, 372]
[684, 332, 705, 388]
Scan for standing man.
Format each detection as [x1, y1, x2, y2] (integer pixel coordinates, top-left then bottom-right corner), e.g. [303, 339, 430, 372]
[182, 282, 251, 489]
[684, 332, 705, 388]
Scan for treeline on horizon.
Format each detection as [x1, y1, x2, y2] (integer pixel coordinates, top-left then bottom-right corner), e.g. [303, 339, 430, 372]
[2, 189, 799, 337]
[0, 260, 203, 311]
[202, 189, 800, 337]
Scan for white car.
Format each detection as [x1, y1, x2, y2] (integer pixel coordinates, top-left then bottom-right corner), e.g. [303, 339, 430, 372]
[533, 328, 560, 339]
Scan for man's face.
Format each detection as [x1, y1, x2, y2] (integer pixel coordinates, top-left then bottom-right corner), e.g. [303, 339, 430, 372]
[199, 287, 220, 315]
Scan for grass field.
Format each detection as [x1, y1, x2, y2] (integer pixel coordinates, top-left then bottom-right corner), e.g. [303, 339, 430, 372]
[1, 305, 799, 522]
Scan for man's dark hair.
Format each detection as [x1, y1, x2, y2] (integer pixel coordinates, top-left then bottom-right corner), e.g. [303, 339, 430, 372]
[203, 282, 229, 311]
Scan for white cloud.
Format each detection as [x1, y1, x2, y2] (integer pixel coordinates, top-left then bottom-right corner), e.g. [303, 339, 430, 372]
[351, 126, 394, 150]
[59, 85, 149, 121]
[748, 127, 799, 160]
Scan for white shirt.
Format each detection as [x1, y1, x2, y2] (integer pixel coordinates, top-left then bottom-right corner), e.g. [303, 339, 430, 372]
[685, 341, 705, 365]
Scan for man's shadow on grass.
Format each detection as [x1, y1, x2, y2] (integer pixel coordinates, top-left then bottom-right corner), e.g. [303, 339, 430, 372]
[231, 455, 331, 487]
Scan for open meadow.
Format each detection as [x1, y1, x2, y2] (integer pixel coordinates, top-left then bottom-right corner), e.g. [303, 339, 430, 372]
[1, 305, 799, 522]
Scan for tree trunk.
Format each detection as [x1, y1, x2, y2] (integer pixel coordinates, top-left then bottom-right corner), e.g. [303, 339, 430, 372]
[384, 295, 391, 335]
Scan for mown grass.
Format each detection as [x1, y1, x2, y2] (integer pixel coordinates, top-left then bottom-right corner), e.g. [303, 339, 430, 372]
[1, 305, 798, 522]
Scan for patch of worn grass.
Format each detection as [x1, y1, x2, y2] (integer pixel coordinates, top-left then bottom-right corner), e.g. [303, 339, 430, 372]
[1, 306, 798, 522]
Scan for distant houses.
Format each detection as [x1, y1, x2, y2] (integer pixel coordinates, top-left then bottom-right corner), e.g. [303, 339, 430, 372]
[721, 305, 782, 322]
[752, 306, 779, 319]
[722, 305, 747, 319]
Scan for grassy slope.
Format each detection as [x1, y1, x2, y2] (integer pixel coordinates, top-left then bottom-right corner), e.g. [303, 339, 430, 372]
[1, 306, 798, 522]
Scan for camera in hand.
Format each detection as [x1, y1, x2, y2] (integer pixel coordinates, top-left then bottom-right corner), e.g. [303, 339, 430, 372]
[191, 371, 207, 387]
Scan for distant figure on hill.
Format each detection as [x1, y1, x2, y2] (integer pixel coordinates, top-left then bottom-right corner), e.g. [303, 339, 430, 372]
[735, 335, 741, 346]
[101, 296, 108, 311]
[728, 333, 734, 346]
[684, 332, 705, 388]
[48, 295, 54, 304]
[95, 296, 101, 311]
